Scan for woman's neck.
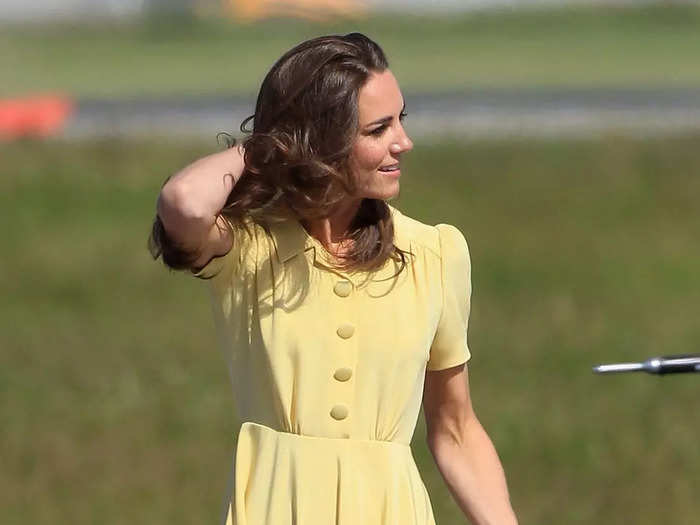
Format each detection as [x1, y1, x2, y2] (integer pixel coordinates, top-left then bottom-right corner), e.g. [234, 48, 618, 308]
[301, 198, 363, 254]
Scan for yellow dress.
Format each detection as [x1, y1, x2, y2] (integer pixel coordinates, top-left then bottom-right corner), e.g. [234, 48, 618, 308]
[192, 204, 472, 525]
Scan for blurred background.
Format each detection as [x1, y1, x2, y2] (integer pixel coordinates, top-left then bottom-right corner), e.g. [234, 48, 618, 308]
[2, 1, 699, 524]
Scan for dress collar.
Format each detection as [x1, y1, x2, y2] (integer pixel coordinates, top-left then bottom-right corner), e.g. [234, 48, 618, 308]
[264, 216, 314, 264]
[266, 203, 409, 268]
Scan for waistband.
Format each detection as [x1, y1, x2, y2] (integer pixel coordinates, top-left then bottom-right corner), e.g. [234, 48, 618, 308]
[240, 421, 411, 449]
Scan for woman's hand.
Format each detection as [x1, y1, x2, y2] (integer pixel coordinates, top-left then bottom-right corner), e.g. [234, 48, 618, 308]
[157, 144, 244, 269]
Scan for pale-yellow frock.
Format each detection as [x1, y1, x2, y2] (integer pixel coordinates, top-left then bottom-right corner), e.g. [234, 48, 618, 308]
[192, 203, 472, 525]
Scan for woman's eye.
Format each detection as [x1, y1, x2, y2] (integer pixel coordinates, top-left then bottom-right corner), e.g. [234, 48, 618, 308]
[368, 112, 407, 137]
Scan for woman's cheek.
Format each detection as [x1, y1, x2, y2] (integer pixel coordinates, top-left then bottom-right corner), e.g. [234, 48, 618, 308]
[361, 142, 385, 171]
[351, 137, 386, 175]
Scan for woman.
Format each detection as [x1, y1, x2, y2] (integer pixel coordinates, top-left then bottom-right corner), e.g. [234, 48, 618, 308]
[149, 33, 517, 525]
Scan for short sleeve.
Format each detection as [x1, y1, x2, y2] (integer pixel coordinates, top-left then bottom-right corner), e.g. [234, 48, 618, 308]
[427, 223, 472, 371]
[191, 250, 232, 280]
[190, 216, 247, 281]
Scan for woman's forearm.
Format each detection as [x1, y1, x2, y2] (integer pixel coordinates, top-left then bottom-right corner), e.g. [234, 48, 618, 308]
[429, 417, 518, 525]
[157, 144, 245, 224]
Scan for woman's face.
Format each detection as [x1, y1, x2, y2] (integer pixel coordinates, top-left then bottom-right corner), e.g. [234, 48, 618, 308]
[349, 69, 413, 200]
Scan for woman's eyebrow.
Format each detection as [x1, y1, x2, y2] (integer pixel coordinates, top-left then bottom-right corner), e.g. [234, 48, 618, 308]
[365, 101, 406, 127]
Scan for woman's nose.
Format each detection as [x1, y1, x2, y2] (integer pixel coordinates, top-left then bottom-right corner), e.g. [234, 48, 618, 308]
[390, 127, 413, 153]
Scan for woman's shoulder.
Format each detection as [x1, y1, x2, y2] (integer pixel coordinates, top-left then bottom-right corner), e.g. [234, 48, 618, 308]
[388, 204, 441, 258]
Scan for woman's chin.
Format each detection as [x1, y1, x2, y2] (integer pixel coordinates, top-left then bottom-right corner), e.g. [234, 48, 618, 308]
[358, 179, 400, 201]
[382, 186, 400, 201]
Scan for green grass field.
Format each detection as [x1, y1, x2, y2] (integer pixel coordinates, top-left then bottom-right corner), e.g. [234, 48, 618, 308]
[2, 136, 700, 524]
[2, 4, 700, 97]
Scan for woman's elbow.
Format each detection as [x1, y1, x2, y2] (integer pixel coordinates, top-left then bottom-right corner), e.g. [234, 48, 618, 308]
[158, 179, 205, 222]
[427, 412, 481, 454]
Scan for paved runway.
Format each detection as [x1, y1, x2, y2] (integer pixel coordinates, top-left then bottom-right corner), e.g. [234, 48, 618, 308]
[66, 88, 700, 140]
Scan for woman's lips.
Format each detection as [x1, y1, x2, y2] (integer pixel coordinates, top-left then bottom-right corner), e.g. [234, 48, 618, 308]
[379, 165, 401, 177]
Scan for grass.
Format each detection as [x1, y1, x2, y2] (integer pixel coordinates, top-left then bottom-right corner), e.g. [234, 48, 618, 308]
[2, 135, 700, 524]
[2, 4, 700, 97]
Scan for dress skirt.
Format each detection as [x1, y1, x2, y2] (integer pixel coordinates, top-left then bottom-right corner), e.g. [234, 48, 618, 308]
[224, 422, 437, 525]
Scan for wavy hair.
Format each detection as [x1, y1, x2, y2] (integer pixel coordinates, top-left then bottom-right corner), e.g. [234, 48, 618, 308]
[149, 32, 413, 274]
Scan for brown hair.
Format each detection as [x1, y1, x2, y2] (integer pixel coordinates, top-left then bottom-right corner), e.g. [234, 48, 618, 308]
[149, 32, 412, 274]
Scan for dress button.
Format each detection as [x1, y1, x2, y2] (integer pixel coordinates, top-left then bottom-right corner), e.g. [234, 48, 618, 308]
[333, 280, 352, 297]
[330, 404, 349, 420]
[336, 323, 355, 339]
[333, 367, 353, 382]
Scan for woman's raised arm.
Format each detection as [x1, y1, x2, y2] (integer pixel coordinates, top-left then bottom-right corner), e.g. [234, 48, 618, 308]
[156, 144, 244, 270]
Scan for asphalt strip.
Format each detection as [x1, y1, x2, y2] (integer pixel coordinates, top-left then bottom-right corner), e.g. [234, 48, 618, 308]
[65, 88, 700, 140]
